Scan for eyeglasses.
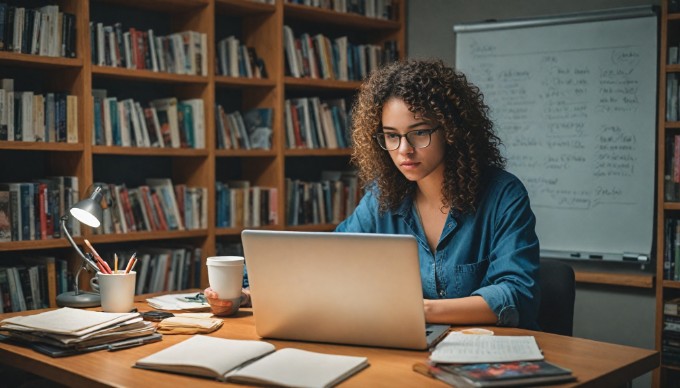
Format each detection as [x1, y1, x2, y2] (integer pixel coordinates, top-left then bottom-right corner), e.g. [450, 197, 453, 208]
[373, 127, 441, 151]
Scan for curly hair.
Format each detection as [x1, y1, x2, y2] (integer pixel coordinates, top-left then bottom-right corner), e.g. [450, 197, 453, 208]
[350, 58, 505, 214]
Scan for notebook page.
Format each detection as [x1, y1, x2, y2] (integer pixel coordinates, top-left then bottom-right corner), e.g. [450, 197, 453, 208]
[429, 334, 544, 364]
[227, 348, 368, 388]
[135, 335, 275, 379]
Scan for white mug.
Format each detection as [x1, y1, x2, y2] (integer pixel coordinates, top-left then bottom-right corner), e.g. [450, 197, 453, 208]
[90, 271, 136, 313]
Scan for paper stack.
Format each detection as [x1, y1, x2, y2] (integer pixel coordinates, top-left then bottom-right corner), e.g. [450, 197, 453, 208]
[0, 307, 158, 356]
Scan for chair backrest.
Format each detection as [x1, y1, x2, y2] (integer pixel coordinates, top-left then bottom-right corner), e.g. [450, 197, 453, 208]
[538, 259, 576, 336]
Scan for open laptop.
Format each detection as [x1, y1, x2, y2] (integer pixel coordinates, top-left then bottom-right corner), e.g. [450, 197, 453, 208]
[241, 230, 450, 350]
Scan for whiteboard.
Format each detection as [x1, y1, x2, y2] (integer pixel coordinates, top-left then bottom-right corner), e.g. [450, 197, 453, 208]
[454, 7, 657, 261]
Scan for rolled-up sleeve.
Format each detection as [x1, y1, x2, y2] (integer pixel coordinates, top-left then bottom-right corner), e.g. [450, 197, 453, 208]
[471, 180, 540, 328]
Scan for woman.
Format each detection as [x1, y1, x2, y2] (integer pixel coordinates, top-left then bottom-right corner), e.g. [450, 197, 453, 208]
[334, 59, 540, 329]
[207, 59, 540, 329]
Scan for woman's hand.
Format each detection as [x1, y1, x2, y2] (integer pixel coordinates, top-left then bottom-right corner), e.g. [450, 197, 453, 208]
[204, 287, 251, 316]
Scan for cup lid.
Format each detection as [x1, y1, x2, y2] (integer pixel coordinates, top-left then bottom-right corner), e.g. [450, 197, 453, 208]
[206, 256, 244, 266]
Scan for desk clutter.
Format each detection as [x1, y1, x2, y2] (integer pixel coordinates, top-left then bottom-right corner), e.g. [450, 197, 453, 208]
[0, 307, 159, 357]
[417, 331, 576, 387]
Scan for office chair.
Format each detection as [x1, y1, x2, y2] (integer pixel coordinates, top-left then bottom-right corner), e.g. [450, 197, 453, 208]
[538, 259, 576, 336]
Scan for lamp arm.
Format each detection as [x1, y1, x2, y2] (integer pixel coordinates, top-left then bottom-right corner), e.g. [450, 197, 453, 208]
[61, 215, 100, 273]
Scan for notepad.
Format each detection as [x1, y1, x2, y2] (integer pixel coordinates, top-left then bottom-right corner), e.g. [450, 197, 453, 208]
[429, 334, 544, 364]
[134, 335, 369, 387]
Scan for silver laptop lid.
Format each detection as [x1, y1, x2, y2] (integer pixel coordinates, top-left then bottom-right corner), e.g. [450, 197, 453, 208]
[242, 230, 430, 350]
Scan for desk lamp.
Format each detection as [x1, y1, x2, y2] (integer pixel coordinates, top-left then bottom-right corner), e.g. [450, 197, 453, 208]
[56, 186, 104, 308]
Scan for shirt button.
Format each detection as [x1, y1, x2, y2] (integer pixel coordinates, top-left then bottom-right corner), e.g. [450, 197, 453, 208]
[439, 289, 445, 297]
[447, 223, 453, 228]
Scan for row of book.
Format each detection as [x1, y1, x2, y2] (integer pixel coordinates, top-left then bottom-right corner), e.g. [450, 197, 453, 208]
[0, 256, 69, 313]
[0, 4, 76, 58]
[215, 106, 273, 150]
[664, 298, 680, 366]
[285, 170, 360, 226]
[284, 26, 399, 81]
[216, 36, 268, 79]
[670, 45, 680, 66]
[0, 79, 78, 143]
[285, 97, 351, 149]
[667, 74, 680, 122]
[664, 217, 680, 281]
[0, 177, 80, 242]
[285, 0, 395, 20]
[665, 134, 680, 202]
[91, 179, 207, 236]
[92, 91, 205, 149]
[90, 22, 208, 76]
[216, 181, 278, 228]
[96, 246, 202, 295]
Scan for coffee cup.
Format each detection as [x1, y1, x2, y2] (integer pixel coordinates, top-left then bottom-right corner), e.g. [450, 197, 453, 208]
[206, 256, 244, 315]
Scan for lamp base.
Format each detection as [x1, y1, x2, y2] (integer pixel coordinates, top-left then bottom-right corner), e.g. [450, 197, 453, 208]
[56, 290, 101, 308]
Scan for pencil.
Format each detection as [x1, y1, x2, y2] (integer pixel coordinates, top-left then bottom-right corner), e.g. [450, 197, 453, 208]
[124, 252, 137, 274]
[84, 239, 112, 274]
[114, 253, 118, 273]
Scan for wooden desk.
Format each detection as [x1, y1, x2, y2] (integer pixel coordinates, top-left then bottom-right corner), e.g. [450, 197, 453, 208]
[0, 296, 659, 387]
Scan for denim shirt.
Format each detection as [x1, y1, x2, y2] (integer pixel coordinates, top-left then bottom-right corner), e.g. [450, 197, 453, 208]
[335, 167, 540, 329]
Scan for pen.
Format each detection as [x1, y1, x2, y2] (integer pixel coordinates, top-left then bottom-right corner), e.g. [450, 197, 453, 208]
[114, 253, 118, 273]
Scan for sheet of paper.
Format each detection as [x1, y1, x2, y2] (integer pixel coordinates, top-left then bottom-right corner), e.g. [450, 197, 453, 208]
[429, 334, 544, 364]
[0, 308, 139, 336]
[146, 293, 210, 311]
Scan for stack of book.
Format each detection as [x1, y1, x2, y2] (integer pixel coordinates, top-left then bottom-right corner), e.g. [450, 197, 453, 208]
[664, 297, 680, 366]
[418, 333, 576, 387]
[0, 307, 159, 357]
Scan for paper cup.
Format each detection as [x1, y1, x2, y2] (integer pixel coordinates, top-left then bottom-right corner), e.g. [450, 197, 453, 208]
[206, 256, 244, 314]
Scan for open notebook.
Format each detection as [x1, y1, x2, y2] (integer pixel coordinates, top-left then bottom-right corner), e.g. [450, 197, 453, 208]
[134, 335, 368, 387]
[241, 230, 450, 350]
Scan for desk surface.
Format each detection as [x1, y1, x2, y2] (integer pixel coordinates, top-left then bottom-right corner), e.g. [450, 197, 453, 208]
[0, 295, 659, 388]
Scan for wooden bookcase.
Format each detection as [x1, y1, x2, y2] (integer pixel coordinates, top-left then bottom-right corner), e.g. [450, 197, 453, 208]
[0, 0, 406, 310]
[658, 0, 680, 385]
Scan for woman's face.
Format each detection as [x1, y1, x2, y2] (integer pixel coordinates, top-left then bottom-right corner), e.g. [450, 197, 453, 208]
[380, 97, 446, 183]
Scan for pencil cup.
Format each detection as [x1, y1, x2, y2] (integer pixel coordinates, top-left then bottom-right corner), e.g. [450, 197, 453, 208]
[90, 271, 137, 313]
[206, 256, 244, 315]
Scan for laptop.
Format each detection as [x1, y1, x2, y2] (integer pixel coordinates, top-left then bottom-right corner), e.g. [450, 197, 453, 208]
[241, 230, 450, 350]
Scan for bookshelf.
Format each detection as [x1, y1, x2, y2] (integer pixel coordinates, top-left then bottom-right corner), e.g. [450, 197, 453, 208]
[658, 1, 680, 385]
[0, 0, 406, 312]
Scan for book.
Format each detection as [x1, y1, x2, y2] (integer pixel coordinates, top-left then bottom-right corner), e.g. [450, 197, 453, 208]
[134, 335, 368, 387]
[416, 361, 575, 387]
[243, 107, 273, 150]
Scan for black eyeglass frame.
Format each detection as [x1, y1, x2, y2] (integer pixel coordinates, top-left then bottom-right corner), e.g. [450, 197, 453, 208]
[373, 126, 441, 151]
